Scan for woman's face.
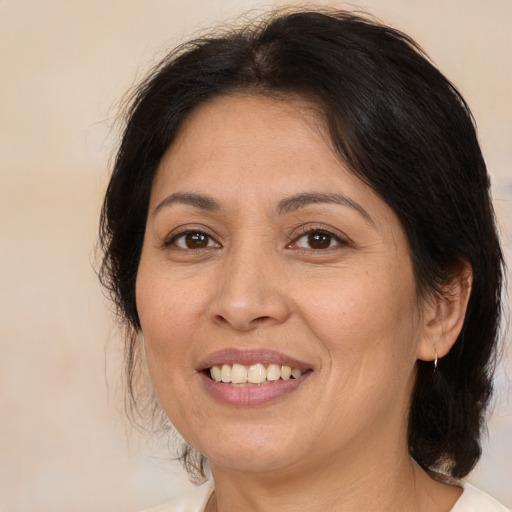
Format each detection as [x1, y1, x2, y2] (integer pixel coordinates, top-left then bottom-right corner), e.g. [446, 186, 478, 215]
[136, 94, 431, 475]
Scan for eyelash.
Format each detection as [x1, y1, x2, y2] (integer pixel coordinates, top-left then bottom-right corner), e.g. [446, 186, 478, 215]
[163, 226, 348, 252]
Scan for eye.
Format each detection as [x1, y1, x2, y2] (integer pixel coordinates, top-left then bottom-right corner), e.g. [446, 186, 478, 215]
[168, 231, 220, 250]
[292, 229, 346, 250]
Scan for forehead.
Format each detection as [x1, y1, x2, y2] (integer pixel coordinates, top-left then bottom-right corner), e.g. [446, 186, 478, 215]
[174, 92, 325, 144]
[165, 94, 329, 164]
[151, 93, 362, 202]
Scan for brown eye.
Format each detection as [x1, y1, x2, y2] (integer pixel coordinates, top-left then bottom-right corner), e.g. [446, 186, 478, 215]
[185, 232, 208, 248]
[171, 231, 220, 250]
[293, 230, 344, 250]
[307, 232, 332, 249]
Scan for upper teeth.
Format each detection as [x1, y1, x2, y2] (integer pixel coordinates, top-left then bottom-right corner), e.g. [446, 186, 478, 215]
[209, 363, 303, 384]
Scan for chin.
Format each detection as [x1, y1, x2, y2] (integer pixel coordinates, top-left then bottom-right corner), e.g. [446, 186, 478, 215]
[208, 448, 300, 475]
[196, 426, 309, 474]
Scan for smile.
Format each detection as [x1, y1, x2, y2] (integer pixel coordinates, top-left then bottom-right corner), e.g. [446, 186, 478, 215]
[209, 363, 303, 384]
[198, 349, 313, 406]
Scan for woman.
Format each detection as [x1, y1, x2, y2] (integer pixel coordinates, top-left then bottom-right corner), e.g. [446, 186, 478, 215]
[99, 9, 509, 512]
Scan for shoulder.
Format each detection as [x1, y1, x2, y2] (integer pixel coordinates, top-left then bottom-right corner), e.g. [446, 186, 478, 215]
[451, 483, 511, 512]
[140, 480, 214, 512]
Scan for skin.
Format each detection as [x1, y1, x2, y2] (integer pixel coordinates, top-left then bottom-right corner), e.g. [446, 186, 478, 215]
[136, 94, 471, 511]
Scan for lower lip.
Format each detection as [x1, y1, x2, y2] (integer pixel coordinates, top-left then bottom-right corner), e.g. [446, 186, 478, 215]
[199, 372, 311, 407]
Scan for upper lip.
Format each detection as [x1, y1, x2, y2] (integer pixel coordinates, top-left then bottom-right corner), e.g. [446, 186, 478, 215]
[197, 348, 312, 372]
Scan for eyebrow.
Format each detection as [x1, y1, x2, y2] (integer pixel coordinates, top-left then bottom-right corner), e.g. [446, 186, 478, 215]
[153, 190, 373, 225]
[153, 192, 221, 216]
[277, 192, 374, 224]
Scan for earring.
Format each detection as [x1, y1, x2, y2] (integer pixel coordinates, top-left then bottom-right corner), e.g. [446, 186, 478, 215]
[434, 347, 438, 371]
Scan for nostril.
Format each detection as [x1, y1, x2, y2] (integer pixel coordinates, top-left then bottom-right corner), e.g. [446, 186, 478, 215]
[214, 314, 229, 324]
[212, 314, 274, 330]
[253, 316, 271, 324]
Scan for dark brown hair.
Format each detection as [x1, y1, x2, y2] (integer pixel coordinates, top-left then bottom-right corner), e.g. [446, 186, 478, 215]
[99, 9, 504, 480]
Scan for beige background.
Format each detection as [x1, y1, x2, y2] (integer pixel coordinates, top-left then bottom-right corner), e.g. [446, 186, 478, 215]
[1, 0, 510, 510]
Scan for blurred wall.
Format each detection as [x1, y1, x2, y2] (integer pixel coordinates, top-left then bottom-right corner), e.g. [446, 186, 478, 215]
[1, 1, 510, 510]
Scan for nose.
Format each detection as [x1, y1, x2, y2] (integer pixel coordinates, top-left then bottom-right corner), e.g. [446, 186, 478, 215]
[208, 246, 291, 332]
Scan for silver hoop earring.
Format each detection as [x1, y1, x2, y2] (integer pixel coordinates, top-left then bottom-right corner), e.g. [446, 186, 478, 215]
[434, 348, 438, 371]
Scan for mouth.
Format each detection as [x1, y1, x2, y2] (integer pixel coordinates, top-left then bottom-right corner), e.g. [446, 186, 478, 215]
[197, 349, 313, 406]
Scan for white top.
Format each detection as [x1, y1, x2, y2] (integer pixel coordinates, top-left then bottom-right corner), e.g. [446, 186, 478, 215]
[451, 483, 510, 512]
[143, 481, 510, 512]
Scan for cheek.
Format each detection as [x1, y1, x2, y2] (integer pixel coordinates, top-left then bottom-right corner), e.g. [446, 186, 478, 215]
[136, 272, 206, 428]
[136, 260, 203, 338]
[135, 266, 194, 384]
[297, 263, 421, 369]
[135, 263, 222, 427]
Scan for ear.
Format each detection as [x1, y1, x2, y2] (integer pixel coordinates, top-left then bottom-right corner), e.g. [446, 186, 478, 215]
[416, 261, 473, 363]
